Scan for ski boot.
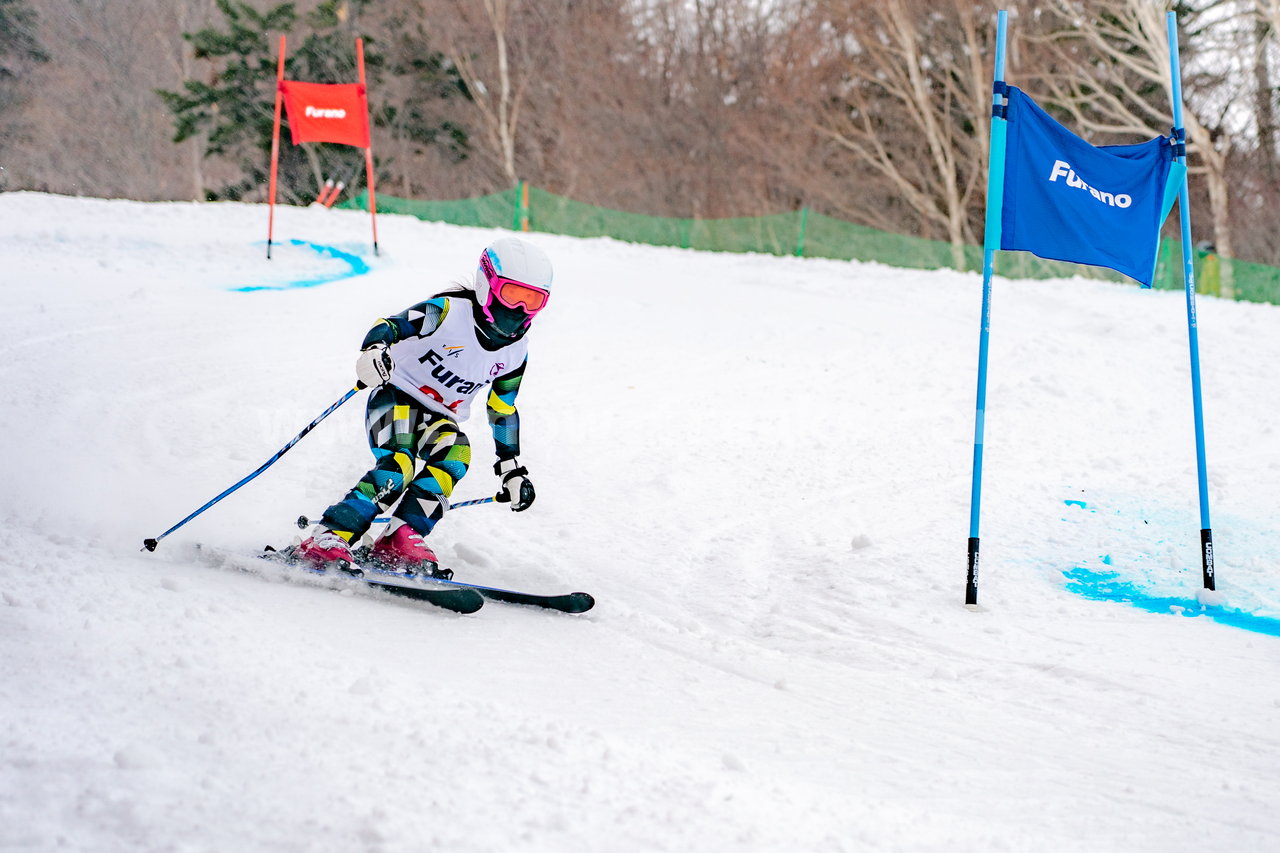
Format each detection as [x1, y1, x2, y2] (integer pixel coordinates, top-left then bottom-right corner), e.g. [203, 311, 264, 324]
[295, 526, 356, 567]
[369, 523, 453, 579]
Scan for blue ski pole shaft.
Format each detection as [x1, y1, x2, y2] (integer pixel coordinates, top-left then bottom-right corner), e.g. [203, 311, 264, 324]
[369, 497, 495, 524]
[444, 496, 497, 511]
[143, 386, 361, 552]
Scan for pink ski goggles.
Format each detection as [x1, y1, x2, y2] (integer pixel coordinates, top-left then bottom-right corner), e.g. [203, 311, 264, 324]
[480, 252, 551, 317]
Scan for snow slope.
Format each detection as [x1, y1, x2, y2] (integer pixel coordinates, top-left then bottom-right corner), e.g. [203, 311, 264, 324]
[1, 192, 1278, 852]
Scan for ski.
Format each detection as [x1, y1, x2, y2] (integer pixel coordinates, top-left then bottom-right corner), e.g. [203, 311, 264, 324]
[288, 517, 593, 613]
[343, 551, 595, 614]
[261, 546, 485, 614]
[424, 578, 594, 614]
[262, 546, 593, 614]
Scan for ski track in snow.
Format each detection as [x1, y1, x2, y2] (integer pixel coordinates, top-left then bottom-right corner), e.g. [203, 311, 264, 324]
[1, 193, 1278, 852]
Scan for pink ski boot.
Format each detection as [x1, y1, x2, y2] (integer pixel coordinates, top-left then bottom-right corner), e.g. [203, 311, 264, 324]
[295, 527, 355, 566]
[370, 523, 449, 577]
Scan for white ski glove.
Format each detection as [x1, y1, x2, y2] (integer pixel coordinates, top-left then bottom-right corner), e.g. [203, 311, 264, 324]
[494, 458, 535, 511]
[355, 344, 394, 389]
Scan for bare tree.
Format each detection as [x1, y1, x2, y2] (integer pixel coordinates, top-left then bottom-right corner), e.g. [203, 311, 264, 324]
[1234, 0, 1280, 263]
[6, 0, 235, 199]
[5, 0, 1277, 280]
[1026, 0, 1259, 294]
[812, 0, 997, 269]
[429, 0, 531, 188]
[155, 0, 221, 200]
[1253, 2, 1278, 162]
[616, 0, 841, 219]
[0, 0, 49, 174]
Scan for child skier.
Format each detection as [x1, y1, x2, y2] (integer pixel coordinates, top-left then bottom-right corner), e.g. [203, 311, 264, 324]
[294, 236, 553, 573]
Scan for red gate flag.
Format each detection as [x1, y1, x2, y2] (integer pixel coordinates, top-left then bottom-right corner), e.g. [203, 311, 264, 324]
[268, 36, 379, 259]
[279, 81, 370, 148]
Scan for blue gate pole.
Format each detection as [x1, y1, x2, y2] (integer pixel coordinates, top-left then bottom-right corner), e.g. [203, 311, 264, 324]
[1166, 12, 1216, 591]
[966, 10, 1009, 608]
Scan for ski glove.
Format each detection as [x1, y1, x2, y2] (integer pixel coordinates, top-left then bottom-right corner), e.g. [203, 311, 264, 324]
[494, 458, 535, 511]
[355, 344, 394, 389]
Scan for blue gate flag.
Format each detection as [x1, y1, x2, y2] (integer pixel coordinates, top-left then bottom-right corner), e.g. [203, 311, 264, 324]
[999, 86, 1185, 286]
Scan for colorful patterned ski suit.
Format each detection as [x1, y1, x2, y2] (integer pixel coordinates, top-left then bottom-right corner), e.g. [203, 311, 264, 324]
[318, 294, 528, 543]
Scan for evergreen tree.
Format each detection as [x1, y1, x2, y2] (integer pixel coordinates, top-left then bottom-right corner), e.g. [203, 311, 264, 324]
[159, 0, 469, 203]
[0, 0, 50, 167]
[375, 10, 472, 183]
[0, 0, 46, 75]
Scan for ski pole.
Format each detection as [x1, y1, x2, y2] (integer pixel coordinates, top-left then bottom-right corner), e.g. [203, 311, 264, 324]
[294, 496, 499, 530]
[142, 386, 362, 552]
[443, 496, 498, 511]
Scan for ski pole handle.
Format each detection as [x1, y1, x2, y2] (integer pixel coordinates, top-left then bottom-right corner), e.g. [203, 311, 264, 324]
[295, 496, 498, 530]
[142, 386, 361, 552]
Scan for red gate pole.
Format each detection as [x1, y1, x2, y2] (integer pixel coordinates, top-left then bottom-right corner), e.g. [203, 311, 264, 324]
[356, 37, 379, 256]
[266, 35, 286, 260]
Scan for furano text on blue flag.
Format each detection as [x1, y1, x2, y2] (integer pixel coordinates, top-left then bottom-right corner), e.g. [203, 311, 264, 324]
[998, 87, 1184, 286]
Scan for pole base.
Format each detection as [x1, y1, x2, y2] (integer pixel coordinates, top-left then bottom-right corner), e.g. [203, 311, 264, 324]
[1200, 528, 1215, 591]
[964, 536, 981, 606]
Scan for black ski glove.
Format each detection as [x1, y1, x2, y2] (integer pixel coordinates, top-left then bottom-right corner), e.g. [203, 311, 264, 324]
[355, 344, 394, 389]
[494, 458, 535, 511]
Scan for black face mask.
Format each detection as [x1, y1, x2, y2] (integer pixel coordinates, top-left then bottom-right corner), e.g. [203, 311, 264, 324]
[476, 299, 531, 342]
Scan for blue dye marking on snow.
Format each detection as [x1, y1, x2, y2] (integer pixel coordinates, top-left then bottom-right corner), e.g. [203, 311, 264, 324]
[1063, 567, 1280, 638]
[1064, 499, 1088, 509]
[233, 239, 370, 292]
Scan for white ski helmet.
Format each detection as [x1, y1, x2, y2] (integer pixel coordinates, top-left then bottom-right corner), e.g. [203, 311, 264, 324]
[474, 236, 554, 303]
[473, 237, 554, 339]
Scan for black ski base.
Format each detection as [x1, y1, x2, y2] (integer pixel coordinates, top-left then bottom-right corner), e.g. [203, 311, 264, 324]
[467, 585, 594, 614]
[361, 578, 485, 613]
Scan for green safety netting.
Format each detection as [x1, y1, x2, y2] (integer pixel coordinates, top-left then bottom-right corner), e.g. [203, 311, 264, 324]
[1152, 240, 1280, 304]
[341, 185, 1280, 305]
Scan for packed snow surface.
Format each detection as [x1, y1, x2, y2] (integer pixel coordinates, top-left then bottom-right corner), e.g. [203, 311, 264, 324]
[2, 193, 1278, 852]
